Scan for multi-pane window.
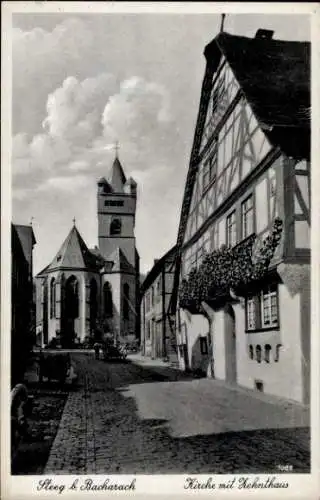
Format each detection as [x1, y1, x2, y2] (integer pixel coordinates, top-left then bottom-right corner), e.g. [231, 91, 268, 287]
[241, 195, 254, 239]
[246, 297, 256, 330]
[245, 284, 279, 331]
[202, 147, 217, 191]
[261, 284, 278, 328]
[226, 210, 237, 247]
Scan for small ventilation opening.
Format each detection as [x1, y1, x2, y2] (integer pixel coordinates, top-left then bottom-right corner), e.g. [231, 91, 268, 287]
[255, 29, 274, 40]
[255, 380, 264, 392]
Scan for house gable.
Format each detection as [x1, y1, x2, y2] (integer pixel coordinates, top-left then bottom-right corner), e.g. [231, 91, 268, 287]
[183, 58, 272, 245]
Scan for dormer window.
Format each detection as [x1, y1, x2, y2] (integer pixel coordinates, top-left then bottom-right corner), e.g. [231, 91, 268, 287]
[110, 218, 121, 236]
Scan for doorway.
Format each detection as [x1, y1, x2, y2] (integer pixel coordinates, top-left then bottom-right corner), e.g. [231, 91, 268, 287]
[224, 303, 237, 383]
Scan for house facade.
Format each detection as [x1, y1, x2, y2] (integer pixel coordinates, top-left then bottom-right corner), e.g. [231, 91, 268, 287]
[171, 29, 310, 404]
[35, 155, 140, 347]
[140, 246, 177, 362]
[11, 224, 36, 386]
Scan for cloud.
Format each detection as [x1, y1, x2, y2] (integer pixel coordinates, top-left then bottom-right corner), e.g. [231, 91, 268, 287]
[43, 73, 117, 145]
[37, 174, 91, 193]
[12, 70, 177, 190]
[12, 18, 98, 135]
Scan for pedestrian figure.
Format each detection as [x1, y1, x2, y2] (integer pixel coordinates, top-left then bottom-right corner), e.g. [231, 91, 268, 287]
[94, 342, 100, 360]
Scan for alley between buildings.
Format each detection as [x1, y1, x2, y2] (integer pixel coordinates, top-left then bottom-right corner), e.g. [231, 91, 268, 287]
[44, 353, 310, 475]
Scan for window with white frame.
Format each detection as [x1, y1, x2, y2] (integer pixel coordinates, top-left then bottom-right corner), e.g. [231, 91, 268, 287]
[246, 296, 256, 330]
[241, 194, 254, 239]
[226, 210, 237, 247]
[261, 284, 279, 328]
[245, 283, 279, 331]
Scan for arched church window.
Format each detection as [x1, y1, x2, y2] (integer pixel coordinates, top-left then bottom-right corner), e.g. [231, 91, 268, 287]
[50, 278, 56, 319]
[264, 344, 271, 363]
[123, 283, 129, 320]
[110, 218, 121, 236]
[256, 345, 262, 363]
[65, 276, 79, 319]
[90, 279, 98, 333]
[103, 282, 113, 318]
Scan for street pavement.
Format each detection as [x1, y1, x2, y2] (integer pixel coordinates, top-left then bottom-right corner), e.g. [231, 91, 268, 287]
[44, 352, 310, 474]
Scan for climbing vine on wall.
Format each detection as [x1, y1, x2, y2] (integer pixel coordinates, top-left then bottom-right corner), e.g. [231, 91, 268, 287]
[179, 217, 283, 313]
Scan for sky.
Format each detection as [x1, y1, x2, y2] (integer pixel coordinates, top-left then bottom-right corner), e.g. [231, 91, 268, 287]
[10, 10, 310, 276]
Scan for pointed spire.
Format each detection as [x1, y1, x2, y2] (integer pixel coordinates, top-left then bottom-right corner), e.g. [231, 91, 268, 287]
[109, 155, 126, 192]
[72, 216, 76, 226]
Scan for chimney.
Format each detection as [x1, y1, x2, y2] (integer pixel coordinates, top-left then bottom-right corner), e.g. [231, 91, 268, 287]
[255, 29, 274, 40]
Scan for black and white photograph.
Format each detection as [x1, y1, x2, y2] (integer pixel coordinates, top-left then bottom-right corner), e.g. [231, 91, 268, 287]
[2, 2, 319, 498]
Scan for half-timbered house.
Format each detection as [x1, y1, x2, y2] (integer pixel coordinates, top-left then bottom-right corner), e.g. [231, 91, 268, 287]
[171, 29, 310, 403]
[140, 246, 177, 362]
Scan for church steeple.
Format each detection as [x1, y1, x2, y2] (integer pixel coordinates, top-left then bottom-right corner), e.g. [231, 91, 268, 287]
[97, 152, 137, 267]
[108, 156, 127, 193]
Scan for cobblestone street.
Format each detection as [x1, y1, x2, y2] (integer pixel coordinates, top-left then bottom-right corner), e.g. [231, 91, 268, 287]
[44, 353, 310, 475]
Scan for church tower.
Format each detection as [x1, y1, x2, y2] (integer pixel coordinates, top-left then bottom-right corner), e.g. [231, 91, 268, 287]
[97, 155, 137, 267]
[97, 152, 139, 341]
